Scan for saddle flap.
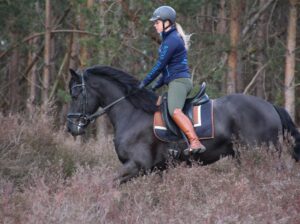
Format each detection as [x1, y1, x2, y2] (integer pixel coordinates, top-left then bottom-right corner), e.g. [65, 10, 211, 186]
[161, 93, 181, 136]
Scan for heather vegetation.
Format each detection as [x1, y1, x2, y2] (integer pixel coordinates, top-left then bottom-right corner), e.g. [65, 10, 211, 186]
[1, 114, 299, 223]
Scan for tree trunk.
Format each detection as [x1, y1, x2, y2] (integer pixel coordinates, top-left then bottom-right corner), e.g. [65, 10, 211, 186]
[205, 2, 213, 33]
[50, 35, 55, 88]
[69, 32, 80, 70]
[217, 0, 227, 34]
[284, 0, 297, 120]
[256, 0, 268, 98]
[27, 36, 39, 115]
[227, 0, 241, 94]
[217, 0, 228, 94]
[199, 5, 206, 32]
[79, 0, 94, 67]
[42, 0, 52, 110]
[8, 33, 20, 113]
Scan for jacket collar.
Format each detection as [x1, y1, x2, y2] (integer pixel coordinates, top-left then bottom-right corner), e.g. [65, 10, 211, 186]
[161, 26, 176, 40]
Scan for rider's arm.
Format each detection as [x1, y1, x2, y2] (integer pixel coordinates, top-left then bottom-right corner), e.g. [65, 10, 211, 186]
[141, 39, 178, 87]
[152, 75, 164, 90]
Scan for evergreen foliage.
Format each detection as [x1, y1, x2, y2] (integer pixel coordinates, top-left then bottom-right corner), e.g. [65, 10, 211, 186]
[0, 0, 298, 123]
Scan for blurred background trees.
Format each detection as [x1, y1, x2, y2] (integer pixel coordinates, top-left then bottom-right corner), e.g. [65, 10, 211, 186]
[0, 0, 299, 125]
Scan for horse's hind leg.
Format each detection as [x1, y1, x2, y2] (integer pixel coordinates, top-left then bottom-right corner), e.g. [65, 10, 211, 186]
[115, 160, 140, 184]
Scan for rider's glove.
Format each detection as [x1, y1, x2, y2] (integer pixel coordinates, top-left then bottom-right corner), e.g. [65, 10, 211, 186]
[138, 81, 145, 90]
[151, 85, 157, 92]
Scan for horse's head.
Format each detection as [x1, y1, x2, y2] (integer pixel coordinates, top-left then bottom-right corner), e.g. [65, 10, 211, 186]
[66, 69, 99, 136]
[67, 65, 159, 136]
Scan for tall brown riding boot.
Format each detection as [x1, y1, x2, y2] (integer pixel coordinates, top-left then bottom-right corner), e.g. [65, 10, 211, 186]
[172, 108, 206, 153]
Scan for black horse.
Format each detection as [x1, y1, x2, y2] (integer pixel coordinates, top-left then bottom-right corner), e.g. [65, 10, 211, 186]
[67, 65, 300, 183]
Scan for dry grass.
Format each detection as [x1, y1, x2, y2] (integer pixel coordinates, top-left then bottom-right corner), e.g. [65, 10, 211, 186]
[0, 114, 300, 224]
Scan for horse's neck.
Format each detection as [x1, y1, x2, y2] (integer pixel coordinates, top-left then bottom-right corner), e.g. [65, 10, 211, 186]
[96, 83, 135, 130]
[105, 99, 141, 132]
[94, 78, 152, 133]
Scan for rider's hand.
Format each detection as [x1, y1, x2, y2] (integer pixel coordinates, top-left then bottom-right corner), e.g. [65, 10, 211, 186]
[138, 81, 145, 90]
[151, 85, 157, 92]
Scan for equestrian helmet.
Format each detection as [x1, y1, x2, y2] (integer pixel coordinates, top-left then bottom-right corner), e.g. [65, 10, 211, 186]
[149, 6, 176, 24]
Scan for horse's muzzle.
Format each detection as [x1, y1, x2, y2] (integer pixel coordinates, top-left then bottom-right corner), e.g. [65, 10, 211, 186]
[67, 121, 86, 136]
[66, 115, 89, 136]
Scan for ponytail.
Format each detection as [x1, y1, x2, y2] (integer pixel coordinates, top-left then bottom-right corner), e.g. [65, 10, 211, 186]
[176, 23, 191, 50]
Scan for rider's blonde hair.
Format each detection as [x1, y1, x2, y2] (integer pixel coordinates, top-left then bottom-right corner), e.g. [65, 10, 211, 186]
[176, 23, 191, 50]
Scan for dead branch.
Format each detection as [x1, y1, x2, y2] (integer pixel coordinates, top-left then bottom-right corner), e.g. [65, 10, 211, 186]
[242, 0, 275, 37]
[49, 51, 68, 101]
[243, 62, 269, 94]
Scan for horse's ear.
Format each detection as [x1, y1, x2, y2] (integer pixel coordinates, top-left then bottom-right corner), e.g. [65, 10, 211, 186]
[69, 68, 80, 80]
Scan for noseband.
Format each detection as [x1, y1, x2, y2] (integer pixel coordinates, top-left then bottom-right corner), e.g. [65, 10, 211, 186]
[67, 73, 132, 129]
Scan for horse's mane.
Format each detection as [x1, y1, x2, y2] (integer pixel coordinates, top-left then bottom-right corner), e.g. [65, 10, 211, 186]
[85, 65, 158, 114]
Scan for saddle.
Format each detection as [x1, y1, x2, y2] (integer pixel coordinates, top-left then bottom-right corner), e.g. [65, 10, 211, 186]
[162, 82, 209, 135]
[154, 82, 214, 143]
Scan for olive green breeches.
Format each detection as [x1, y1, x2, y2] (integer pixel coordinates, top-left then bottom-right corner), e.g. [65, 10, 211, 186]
[167, 78, 193, 116]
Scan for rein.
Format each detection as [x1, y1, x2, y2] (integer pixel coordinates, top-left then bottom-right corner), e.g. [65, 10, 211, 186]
[87, 94, 128, 121]
[67, 73, 137, 128]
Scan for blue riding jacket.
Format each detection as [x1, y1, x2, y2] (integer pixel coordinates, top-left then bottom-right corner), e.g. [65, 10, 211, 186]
[142, 26, 190, 89]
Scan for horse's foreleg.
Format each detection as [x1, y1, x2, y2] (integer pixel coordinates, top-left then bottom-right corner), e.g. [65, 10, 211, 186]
[114, 160, 140, 184]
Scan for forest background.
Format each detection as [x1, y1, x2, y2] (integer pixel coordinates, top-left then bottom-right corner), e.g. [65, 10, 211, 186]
[1, 1, 300, 223]
[0, 0, 299, 125]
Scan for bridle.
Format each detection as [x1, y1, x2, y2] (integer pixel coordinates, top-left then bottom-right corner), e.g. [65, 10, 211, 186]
[67, 73, 133, 129]
[67, 73, 130, 128]
[67, 74, 90, 128]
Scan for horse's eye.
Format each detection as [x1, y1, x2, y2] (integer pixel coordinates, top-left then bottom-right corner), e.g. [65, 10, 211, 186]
[70, 87, 81, 99]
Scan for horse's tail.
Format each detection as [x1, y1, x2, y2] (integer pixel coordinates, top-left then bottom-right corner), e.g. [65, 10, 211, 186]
[273, 105, 300, 161]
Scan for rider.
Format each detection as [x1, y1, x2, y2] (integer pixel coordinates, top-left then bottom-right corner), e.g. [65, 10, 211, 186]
[138, 5, 206, 153]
